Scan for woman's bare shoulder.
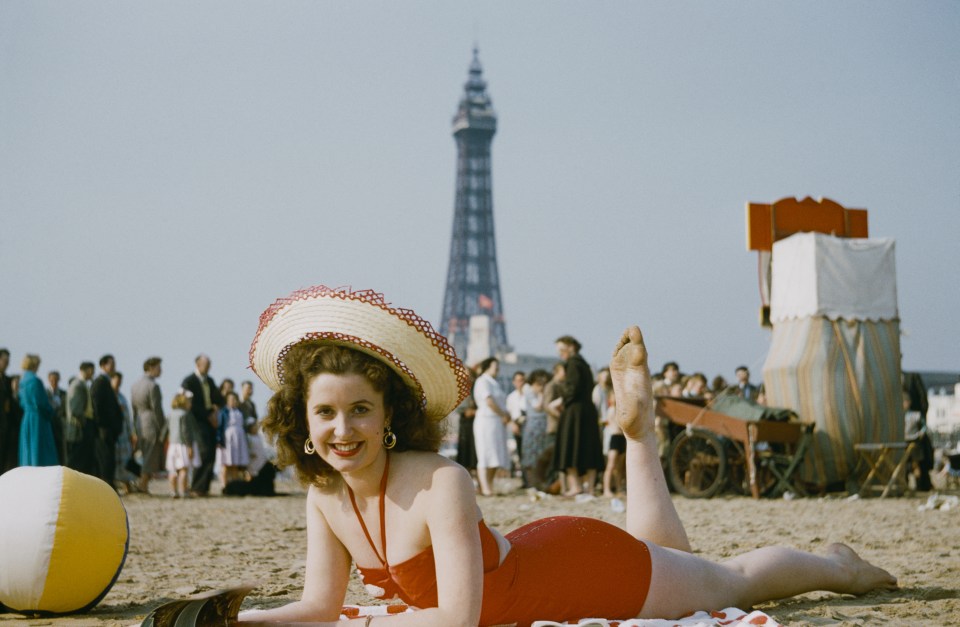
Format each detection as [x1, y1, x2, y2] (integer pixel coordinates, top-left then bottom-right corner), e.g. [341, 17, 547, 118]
[305, 480, 343, 510]
[395, 449, 466, 474]
[393, 451, 475, 493]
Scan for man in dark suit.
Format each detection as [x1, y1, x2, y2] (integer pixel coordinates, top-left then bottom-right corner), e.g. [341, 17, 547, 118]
[735, 366, 760, 402]
[91, 355, 124, 487]
[182, 353, 223, 496]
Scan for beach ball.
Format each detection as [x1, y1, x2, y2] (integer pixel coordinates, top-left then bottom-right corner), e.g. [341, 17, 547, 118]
[0, 466, 129, 614]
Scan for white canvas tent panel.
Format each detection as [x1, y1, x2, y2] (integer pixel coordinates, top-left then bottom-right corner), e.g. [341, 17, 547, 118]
[770, 233, 898, 323]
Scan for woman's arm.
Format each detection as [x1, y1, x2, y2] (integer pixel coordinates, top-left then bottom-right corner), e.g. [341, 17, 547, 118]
[526, 389, 544, 413]
[547, 396, 564, 417]
[239, 487, 352, 623]
[426, 464, 485, 625]
[559, 359, 580, 405]
[484, 396, 510, 424]
[359, 463, 483, 627]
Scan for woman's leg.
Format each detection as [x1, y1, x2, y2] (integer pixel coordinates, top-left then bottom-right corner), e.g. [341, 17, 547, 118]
[609, 326, 690, 551]
[610, 327, 896, 617]
[477, 466, 496, 496]
[563, 468, 581, 495]
[640, 541, 897, 619]
[584, 468, 598, 494]
[602, 449, 617, 496]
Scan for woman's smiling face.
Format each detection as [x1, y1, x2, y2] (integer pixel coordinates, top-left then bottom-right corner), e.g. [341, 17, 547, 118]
[305, 372, 391, 473]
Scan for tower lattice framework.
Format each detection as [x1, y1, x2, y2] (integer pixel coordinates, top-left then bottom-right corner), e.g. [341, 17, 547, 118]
[440, 48, 509, 360]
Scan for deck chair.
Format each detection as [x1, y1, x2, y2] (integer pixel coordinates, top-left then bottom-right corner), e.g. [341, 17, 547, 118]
[755, 422, 815, 497]
[854, 440, 917, 497]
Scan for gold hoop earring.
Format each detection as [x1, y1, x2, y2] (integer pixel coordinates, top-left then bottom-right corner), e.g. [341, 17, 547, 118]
[383, 425, 397, 450]
[304, 437, 316, 455]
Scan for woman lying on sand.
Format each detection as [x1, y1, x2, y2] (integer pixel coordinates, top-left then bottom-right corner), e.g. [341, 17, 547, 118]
[240, 285, 896, 627]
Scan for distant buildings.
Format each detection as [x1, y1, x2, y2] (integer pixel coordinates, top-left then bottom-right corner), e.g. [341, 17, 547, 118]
[925, 372, 960, 444]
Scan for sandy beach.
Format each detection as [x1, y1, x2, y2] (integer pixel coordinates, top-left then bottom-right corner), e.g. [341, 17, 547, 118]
[5, 474, 959, 627]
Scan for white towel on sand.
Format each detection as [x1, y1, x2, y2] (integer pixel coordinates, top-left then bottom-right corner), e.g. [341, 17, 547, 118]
[338, 605, 783, 626]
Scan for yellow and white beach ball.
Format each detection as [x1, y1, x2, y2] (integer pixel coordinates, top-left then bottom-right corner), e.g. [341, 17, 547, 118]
[0, 466, 129, 614]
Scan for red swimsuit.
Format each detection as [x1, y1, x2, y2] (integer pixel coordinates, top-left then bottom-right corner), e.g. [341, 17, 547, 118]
[347, 457, 653, 627]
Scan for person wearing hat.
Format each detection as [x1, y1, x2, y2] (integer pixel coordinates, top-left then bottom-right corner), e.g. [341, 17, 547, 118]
[241, 285, 896, 626]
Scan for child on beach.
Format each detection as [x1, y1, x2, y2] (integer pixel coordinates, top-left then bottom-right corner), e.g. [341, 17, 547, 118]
[240, 285, 897, 627]
[165, 391, 198, 498]
[218, 391, 251, 485]
[602, 397, 625, 498]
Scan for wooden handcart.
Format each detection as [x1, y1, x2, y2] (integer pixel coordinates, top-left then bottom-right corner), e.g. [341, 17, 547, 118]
[655, 396, 814, 499]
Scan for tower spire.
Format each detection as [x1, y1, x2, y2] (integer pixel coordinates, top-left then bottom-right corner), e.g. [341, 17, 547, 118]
[440, 49, 508, 362]
[453, 46, 495, 134]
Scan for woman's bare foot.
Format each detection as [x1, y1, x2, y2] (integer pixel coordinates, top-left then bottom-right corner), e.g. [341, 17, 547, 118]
[825, 543, 898, 594]
[609, 326, 655, 441]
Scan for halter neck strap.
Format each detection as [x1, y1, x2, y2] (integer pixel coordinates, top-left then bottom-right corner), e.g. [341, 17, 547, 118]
[346, 453, 391, 567]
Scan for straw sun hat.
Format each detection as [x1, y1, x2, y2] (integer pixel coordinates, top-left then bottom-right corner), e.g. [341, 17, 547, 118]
[249, 285, 471, 421]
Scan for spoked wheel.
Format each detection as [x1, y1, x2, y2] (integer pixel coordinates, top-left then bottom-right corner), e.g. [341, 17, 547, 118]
[726, 451, 778, 497]
[668, 428, 727, 498]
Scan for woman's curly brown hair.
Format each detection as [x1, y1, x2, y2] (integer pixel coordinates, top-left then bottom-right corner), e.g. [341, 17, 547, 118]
[262, 342, 445, 488]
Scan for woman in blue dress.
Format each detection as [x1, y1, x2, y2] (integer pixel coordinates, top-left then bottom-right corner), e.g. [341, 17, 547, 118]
[18, 353, 58, 467]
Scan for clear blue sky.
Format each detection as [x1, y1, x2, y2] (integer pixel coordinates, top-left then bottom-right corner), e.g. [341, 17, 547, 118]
[2, 1, 958, 406]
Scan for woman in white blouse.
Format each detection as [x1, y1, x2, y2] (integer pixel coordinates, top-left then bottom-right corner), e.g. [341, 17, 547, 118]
[471, 357, 511, 496]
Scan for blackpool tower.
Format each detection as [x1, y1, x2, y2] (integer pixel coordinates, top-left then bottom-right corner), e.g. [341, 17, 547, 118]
[439, 48, 509, 362]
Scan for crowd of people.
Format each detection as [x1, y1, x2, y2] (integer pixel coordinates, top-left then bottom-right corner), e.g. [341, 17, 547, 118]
[0, 338, 760, 501]
[452, 336, 762, 497]
[0, 348, 275, 497]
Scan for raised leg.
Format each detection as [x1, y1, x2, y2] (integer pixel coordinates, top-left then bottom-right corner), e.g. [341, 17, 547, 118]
[609, 326, 690, 551]
[640, 541, 898, 619]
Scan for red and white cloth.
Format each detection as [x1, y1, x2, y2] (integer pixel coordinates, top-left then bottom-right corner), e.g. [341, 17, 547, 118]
[339, 605, 782, 627]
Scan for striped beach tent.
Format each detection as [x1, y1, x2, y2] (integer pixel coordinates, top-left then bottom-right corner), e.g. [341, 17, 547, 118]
[762, 233, 903, 487]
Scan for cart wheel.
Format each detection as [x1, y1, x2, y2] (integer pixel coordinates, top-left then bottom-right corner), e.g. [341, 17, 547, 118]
[668, 429, 727, 498]
[726, 457, 777, 497]
[726, 444, 778, 497]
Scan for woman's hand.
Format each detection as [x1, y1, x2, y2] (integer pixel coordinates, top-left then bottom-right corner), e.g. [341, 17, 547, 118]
[485, 397, 510, 424]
